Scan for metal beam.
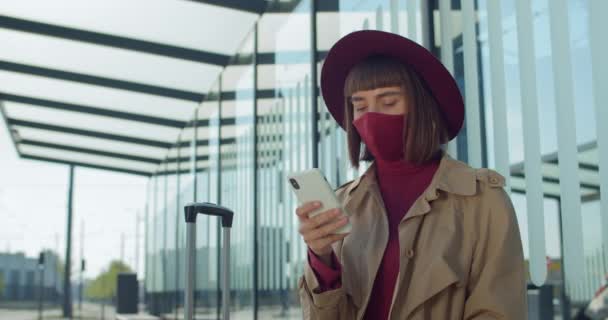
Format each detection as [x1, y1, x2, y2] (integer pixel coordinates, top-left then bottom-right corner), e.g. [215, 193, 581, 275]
[0, 100, 21, 156]
[582, 192, 600, 203]
[0, 15, 327, 67]
[7, 118, 173, 149]
[252, 21, 259, 319]
[511, 172, 600, 191]
[153, 157, 277, 176]
[219, 88, 276, 101]
[310, 0, 319, 168]
[510, 187, 562, 201]
[511, 140, 598, 173]
[2, 93, 187, 128]
[195, 117, 236, 127]
[214, 74, 222, 320]
[186, 0, 266, 13]
[244, 50, 328, 65]
[165, 154, 209, 164]
[19, 139, 162, 164]
[22, 154, 152, 176]
[176, 137, 236, 148]
[264, 0, 339, 13]
[19, 136, 275, 168]
[0, 58, 282, 101]
[0, 60, 205, 102]
[186, 0, 339, 14]
[0, 15, 231, 65]
[8, 118, 242, 149]
[545, 157, 599, 172]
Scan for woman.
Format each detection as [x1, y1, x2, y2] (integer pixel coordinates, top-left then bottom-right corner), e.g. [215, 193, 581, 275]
[296, 30, 526, 319]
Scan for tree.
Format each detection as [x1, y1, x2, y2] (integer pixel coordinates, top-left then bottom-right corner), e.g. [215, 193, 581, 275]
[85, 260, 133, 300]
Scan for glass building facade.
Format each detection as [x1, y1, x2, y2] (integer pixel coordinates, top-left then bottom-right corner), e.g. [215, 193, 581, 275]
[143, 0, 608, 318]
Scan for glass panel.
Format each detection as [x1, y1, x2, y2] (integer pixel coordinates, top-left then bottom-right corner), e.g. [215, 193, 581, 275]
[0, 0, 258, 54]
[145, 177, 155, 302]
[579, 146, 599, 165]
[195, 80, 221, 318]
[589, 0, 608, 272]
[316, 4, 343, 188]
[219, 29, 255, 318]
[259, 12, 312, 53]
[256, 1, 313, 317]
[18, 144, 158, 173]
[163, 144, 179, 318]
[461, 0, 483, 168]
[468, 0, 606, 311]
[14, 126, 166, 159]
[153, 164, 167, 314]
[0, 70, 196, 120]
[0, 29, 223, 93]
[159, 163, 170, 314]
[4, 102, 181, 143]
[176, 119, 194, 317]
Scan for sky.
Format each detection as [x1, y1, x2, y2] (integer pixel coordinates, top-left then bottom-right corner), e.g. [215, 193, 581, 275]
[0, 119, 147, 279]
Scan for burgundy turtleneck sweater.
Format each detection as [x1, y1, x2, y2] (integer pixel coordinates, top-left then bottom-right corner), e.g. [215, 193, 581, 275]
[308, 158, 439, 319]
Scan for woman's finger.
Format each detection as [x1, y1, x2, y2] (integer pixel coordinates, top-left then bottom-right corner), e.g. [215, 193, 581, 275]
[298, 208, 342, 234]
[303, 216, 349, 242]
[308, 233, 349, 253]
[295, 201, 322, 221]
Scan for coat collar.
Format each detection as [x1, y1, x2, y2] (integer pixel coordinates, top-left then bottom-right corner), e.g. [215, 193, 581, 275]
[339, 151, 479, 311]
[345, 151, 478, 199]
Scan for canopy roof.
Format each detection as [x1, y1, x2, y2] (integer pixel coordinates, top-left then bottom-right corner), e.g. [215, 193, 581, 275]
[0, 0, 338, 176]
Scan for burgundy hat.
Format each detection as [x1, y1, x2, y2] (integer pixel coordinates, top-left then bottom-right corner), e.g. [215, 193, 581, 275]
[320, 30, 464, 141]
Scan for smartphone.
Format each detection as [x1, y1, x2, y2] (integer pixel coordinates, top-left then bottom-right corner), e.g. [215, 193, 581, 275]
[287, 169, 352, 234]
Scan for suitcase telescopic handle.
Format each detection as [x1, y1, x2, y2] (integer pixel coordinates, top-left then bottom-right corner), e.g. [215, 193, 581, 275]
[184, 202, 233, 320]
[184, 202, 234, 228]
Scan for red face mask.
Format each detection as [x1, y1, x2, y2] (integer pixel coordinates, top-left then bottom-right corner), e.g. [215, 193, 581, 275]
[353, 112, 407, 162]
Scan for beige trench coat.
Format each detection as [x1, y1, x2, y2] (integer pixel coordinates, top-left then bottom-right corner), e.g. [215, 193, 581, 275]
[299, 153, 527, 319]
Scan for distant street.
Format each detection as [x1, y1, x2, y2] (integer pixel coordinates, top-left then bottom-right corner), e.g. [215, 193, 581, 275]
[0, 302, 115, 320]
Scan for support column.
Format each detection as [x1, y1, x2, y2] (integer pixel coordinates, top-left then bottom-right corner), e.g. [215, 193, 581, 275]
[63, 165, 74, 318]
[310, 0, 319, 168]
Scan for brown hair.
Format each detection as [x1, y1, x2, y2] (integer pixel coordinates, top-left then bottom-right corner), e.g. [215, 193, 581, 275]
[344, 55, 449, 168]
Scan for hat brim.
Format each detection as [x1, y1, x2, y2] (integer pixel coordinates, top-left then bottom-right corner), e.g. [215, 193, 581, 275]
[320, 30, 464, 141]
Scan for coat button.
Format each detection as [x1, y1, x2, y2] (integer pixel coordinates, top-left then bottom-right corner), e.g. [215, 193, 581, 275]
[490, 177, 499, 184]
[407, 249, 415, 258]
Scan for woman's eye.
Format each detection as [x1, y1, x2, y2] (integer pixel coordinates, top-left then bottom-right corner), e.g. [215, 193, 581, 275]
[384, 101, 397, 107]
[355, 106, 367, 112]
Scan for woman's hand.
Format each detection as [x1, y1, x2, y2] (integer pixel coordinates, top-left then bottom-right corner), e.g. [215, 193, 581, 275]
[296, 202, 350, 259]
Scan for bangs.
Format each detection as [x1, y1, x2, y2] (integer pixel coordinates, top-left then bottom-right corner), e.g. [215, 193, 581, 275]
[344, 55, 409, 97]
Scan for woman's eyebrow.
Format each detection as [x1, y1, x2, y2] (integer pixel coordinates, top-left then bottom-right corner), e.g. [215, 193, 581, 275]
[350, 91, 401, 102]
[375, 91, 401, 99]
[350, 96, 365, 103]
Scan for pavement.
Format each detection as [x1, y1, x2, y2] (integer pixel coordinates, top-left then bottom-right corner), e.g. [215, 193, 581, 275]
[0, 302, 116, 320]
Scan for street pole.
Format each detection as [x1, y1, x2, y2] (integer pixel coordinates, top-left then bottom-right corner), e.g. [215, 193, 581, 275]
[135, 211, 140, 276]
[79, 220, 84, 313]
[55, 233, 59, 305]
[38, 252, 45, 320]
[80, 259, 85, 319]
[121, 233, 125, 263]
[557, 198, 571, 320]
[63, 165, 74, 318]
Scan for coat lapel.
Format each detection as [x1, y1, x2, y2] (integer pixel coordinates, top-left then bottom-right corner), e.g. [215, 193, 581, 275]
[340, 165, 389, 311]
